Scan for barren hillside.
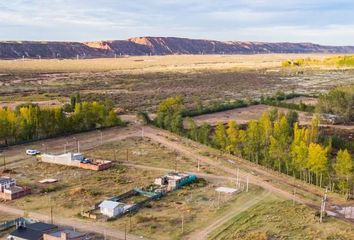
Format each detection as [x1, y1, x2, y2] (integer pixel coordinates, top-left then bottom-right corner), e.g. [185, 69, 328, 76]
[1, 37, 354, 59]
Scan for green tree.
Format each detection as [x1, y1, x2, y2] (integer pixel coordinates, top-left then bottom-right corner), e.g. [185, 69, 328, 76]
[198, 123, 211, 145]
[226, 120, 239, 154]
[244, 120, 262, 163]
[155, 96, 184, 130]
[334, 149, 353, 196]
[213, 122, 227, 150]
[307, 143, 328, 187]
[269, 116, 290, 172]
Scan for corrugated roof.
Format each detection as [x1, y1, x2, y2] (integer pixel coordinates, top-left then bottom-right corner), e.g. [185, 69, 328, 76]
[99, 200, 122, 209]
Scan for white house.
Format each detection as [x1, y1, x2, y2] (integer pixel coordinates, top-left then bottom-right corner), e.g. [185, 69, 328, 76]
[0, 177, 16, 192]
[98, 200, 125, 218]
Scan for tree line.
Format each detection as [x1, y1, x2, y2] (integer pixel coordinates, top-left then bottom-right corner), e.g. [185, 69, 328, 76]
[317, 85, 354, 122]
[0, 97, 122, 145]
[153, 96, 353, 197]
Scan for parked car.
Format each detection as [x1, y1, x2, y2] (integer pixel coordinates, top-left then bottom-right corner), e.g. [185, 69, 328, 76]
[26, 149, 41, 156]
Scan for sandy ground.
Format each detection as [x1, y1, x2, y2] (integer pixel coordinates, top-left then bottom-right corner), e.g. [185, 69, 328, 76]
[190, 104, 354, 132]
[282, 96, 318, 105]
[190, 104, 311, 126]
[0, 100, 64, 109]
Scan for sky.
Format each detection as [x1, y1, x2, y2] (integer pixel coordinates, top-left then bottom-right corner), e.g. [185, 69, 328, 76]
[1, 0, 354, 45]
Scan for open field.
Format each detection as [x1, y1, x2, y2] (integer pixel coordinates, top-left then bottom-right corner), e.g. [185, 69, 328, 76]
[1, 136, 253, 239]
[209, 197, 354, 240]
[282, 96, 319, 105]
[190, 104, 354, 133]
[0, 54, 353, 112]
[83, 136, 227, 176]
[0, 54, 339, 73]
[190, 104, 312, 126]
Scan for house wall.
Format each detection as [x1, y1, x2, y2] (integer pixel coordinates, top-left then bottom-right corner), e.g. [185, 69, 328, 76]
[0, 188, 31, 200]
[43, 232, 86, 240]
[100, 207, 114, 218]
[41, 153, 74, 166]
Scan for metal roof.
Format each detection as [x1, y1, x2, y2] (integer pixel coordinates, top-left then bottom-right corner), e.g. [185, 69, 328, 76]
[8, 227, 43, 240]
[99, 200, 122, 209]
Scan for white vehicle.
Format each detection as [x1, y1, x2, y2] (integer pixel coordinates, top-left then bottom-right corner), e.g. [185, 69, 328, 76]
[26, 149, 41, 156]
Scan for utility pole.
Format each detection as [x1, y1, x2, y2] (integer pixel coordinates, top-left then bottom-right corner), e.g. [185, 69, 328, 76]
[124, 220, 127, 240]
[236, 168, 239, 188]
[181, 214, 184, 234]
[3, 154, 5, 170]
[320, 188, 328, 223]
[197, 158, 200, 172]
[99, 130, 103, 145]
[50, 205, 53, 224]
[126, 149, 129, 161]
[246, 176, 249, 192]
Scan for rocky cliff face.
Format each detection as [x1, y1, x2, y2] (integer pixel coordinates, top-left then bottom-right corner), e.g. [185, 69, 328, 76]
[0, 37, 353, 59]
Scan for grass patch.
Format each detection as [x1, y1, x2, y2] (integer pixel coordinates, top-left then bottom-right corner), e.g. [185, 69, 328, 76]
[209, 198, 354, 240]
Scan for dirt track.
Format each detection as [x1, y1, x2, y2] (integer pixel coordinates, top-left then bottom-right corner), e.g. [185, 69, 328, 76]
[0, 123, 353, 240]
[1, 126, 140, 167]
[0, 203, 144, 240]
[184, 191, 272, 240]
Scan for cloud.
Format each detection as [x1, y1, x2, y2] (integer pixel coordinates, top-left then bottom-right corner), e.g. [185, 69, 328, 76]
[0, 0, 353, 45]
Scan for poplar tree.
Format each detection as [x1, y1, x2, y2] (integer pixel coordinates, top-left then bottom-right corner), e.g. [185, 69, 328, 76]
[213, 122, 227, 150]
[335, 149, 353, 196]
[226, 120, 239, 154]
[307, 143, 328, 187]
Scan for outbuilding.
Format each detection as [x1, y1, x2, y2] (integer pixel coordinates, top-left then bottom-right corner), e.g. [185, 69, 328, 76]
[98, 200, 125, 218]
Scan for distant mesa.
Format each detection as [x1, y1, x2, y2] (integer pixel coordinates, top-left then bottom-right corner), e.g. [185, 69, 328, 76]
[0, 37, 354, 59]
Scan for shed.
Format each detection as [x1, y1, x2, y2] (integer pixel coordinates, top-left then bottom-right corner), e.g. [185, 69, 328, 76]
[98, 200, 125, 218]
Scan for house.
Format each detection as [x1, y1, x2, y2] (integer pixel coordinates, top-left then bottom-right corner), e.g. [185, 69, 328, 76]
[154, 172, 197, 191]
[98, 200, 125, 218]
[7, 222, 58, 240]
[0, 177, 16, 191]
[43, 230, 87, 240]
[0, 177, 31, 200]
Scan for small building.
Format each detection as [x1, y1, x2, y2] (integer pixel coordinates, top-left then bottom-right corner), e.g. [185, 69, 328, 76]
[154, 172, 197, 192]
[0, 177, 31, 200]
[98, 200, 125, 218]
[0, 177, 16, 191]
[43, 230, 87, 240]
[7, 222, 58, 240]
[40, 153, 112, 171]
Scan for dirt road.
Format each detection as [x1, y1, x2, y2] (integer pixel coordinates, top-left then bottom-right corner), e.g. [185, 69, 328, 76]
[0, 203, 144, 240]
[0, 126, 140, 167]
[142, 125, 353, 222]
[184, 191, 272, 240]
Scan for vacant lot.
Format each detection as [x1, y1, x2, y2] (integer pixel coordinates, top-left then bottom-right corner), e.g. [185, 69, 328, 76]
[191, 104, 312, 126]
[83, 136, 226, 175]
[0, 55, 353, 112]
[209, 196, 354, 240]
[107, 185, 265, 240]
[282, 96, 318, 105]
[1, 136, 250, 239]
